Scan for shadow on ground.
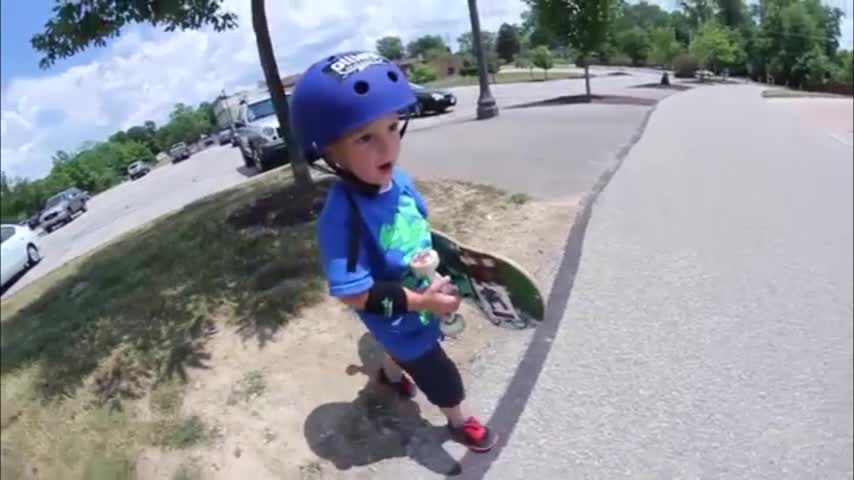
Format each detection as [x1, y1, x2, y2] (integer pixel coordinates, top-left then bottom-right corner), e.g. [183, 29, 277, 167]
[508, 94, 658, 110]
[235, 165, 258, 178]
[303, 333, 462, 476]
[631, 82, 693, 91]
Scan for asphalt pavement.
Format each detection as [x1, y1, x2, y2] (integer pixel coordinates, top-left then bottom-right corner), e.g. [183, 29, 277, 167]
[484, 85, 853, 479]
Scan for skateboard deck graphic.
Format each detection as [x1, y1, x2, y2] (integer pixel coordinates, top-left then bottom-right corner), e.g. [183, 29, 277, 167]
[429, 229, 545, 329]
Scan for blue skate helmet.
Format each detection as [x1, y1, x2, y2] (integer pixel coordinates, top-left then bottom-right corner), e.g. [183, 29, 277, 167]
[289, 51, 417, 192]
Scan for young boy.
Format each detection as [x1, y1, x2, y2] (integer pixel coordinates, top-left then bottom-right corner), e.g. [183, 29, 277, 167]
[289, 51, 498, 452]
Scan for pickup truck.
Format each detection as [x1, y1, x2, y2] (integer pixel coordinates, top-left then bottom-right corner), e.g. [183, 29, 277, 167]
[234, 93, 288, 172]
[169, 142, 191, 163]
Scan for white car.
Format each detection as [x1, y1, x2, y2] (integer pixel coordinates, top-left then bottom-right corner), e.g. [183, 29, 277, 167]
[1, 224, 41, 288]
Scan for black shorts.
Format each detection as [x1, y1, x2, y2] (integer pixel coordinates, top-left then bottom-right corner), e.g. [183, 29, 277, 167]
[394, 343, 465, 408]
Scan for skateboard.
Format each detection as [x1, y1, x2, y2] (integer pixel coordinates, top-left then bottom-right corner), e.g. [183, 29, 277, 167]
[410, 229, 545, 335]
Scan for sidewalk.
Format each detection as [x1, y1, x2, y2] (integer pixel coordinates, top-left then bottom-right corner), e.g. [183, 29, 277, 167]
[485, 85, 853, 479]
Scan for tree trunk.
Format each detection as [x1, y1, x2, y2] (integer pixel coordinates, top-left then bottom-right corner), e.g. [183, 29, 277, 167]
[584, 64, 591, 100]
[251, 0, 312, 188]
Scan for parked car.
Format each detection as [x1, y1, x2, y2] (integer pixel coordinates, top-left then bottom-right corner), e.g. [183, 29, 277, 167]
[26, 211, 41, 230]
[39, 187, 88, 233]
[127, 160, 151, 180]
[234, 93, 288, 172]
[200, 134, 216, 148]
[218, 128, 234, 145]
[169, 142, 191, 162]
[403, 82, 457, 117]
[1, 223, 41, 287]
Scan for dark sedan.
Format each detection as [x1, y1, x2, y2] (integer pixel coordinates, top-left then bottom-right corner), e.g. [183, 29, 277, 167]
[403, 82, 456, 117]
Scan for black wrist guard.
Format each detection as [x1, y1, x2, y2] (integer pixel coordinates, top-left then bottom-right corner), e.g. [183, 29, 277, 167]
[365, 282, 408, 317]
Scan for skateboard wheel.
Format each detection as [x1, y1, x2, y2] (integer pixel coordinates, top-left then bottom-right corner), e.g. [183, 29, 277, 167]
[440, 313, 465, 337]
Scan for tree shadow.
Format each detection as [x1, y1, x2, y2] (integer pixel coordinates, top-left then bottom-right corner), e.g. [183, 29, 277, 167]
[631, 82, 693, 91]
[507, 94, 658, 110]
[0, 174, 333, 404]
[235, 165, 258, 178]
[303, 333, 461, 476]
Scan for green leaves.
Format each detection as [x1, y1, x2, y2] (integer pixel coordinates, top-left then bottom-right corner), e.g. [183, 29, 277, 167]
[32, 1, 238, 69]
[690, 22, 738, 70]
[530, 45, 554, 77]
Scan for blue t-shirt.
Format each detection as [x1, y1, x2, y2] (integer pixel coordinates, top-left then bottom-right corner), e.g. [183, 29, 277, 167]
[316, 168, 441, 361]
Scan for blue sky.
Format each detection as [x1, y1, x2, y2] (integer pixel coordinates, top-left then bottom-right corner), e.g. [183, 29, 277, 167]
[1, 0, 852, 180]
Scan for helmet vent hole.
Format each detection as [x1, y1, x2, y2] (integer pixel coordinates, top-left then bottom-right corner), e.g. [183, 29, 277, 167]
[387, 71, 399, 82]
[327, 56, 336, 62]
[353, 80, 370, 95]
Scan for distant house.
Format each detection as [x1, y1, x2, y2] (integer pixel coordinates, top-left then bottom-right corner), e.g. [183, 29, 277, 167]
[396, 54, 464, 79]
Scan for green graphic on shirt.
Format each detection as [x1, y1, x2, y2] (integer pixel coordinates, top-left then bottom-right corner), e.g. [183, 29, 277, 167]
[378, 195, 430, 262]
[381, 297, 393, 318]
[378, 193, 433, 325]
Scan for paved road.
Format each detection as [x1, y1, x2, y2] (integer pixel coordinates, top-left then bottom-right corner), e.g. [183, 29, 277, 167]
[766, 97, 854, 147]
[487, 85, 853, 479]
[2, 144, 253, 298]
[407, 68, 665, 134]
[403, 69, 674, 199]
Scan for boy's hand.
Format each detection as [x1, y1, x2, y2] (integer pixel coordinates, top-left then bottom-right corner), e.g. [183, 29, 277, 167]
[417, 276, 461, 316]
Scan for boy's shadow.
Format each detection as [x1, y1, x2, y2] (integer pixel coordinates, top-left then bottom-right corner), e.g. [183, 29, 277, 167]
[303, 333, 461, 475]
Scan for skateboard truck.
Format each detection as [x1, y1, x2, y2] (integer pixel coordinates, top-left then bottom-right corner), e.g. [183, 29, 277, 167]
[411, 249, 466, 337]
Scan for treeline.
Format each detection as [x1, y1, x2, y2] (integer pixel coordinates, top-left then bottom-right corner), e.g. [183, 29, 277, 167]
[378, 0, 853, 87]
[0, 102, 220, 222]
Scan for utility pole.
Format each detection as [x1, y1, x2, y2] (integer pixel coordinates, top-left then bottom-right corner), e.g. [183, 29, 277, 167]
[467, 0, 499, 120]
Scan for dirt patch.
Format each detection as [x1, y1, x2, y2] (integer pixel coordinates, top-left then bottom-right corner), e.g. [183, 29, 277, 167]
[508, 94, 658, 110]
[226, 177, 334, 230]
[136, 181, 578, 479]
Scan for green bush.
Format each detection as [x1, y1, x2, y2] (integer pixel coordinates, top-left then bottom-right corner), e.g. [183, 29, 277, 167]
[607, 53, 633, 66]
[673, 53, 699, 78]
[409, 63, 438, 83]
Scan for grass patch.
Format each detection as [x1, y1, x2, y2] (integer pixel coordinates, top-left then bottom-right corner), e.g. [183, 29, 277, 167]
[426, 71, 586, 88]
[510, 193, 530, 205]
[148, 415, 208, 449]
[0, 171, 524, 479]
[0, 170, 332, 479]
[172, 462, 203, 480]
[226, 369, 267, 405]
[762, 87, 846, 98]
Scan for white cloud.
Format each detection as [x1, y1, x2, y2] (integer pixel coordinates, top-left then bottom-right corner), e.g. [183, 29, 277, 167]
[0, 0, 524, 180]
[2, 0, 851, 180]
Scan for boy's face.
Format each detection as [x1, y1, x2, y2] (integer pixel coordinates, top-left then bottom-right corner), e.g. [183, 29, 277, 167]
[326, 112, 401, 186]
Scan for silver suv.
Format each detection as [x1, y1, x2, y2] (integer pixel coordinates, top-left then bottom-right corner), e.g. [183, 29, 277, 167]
[39, 187, 88, 233]
[127, 160, 151, 180]
[234, 94, 288, 172]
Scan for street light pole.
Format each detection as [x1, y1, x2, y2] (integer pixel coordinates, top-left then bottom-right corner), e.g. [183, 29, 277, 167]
[467, 0, 498, 120]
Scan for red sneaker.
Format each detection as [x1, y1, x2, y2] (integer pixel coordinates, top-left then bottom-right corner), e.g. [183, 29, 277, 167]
[448, 417, 498, 452]
[377, 368, 417, 399]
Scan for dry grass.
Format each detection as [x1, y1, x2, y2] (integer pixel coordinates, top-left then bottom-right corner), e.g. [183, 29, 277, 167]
[0, 170, 528, 480]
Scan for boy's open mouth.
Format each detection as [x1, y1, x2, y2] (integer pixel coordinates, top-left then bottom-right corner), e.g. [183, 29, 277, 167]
[378, 162, 393, 173]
